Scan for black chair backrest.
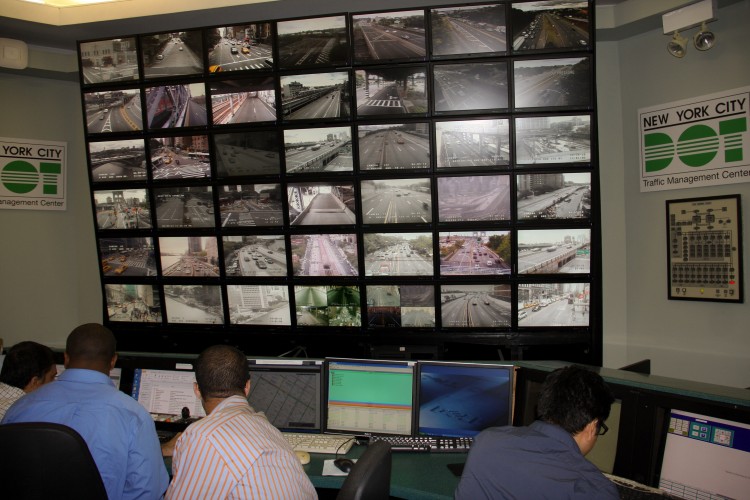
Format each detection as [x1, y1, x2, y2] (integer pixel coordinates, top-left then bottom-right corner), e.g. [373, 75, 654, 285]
[0, 422, 108, 500]
[337, 440, 392, 500]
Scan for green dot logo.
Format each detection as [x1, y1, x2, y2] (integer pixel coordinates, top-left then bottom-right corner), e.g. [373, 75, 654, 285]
[1, 160, 39, 194]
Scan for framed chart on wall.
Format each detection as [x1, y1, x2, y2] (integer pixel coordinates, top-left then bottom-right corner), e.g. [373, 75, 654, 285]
[666, 194, 743, 303]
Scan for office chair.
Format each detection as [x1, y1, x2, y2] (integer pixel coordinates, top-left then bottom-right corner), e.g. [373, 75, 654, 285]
[0, 422, 108, 500]
[336, 440, 392, 500]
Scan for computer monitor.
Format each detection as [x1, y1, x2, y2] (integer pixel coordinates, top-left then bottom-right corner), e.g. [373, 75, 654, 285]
[657, 409, 750, 499]
[325, 358, 416, 436]
[247, 359, 322, 433]
[130, 368, 206, 419]
[417, 361, 514, 438]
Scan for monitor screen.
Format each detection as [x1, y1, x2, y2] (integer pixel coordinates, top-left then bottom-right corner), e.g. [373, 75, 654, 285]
[417, 361, 513, 437]
[658, 409, 750, 499]
[247, 359, 322, 432]
[130, 368, 206, 418]
[325, 358, 415, 436]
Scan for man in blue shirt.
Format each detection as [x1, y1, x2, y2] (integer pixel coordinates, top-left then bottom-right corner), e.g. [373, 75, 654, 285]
[2, 323, 169, 500]
[455, 365, 619, 499]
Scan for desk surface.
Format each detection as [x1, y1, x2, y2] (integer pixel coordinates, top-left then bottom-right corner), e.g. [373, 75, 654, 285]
[303, 445, 465, 500]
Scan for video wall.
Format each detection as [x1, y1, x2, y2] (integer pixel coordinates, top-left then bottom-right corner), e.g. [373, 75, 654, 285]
[78, 1, 598, 359]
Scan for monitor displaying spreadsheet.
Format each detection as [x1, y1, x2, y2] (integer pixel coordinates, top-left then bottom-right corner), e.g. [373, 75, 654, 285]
[325, 358, 416, 436]
[130, 368, 205, 418]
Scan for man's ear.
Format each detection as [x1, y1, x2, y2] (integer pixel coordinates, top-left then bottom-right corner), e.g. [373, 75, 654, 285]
[109, 354, 118, 371]
[193, 382, 202, 400]
[243, 379, 251, 397]
[63, 352, 70, 369]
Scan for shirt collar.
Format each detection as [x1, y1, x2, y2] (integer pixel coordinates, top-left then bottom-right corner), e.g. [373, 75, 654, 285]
[57, 368, 115, 387]
[530, 420, 582, 453]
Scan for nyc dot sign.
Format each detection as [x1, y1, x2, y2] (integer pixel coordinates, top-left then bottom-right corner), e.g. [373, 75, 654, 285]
[0, 137, 67, 210]
[639, 86, 749, 192]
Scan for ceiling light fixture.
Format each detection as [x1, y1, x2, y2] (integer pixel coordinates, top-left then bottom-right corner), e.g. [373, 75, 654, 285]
[693, 22, 716, 51]
[19, 0, 124, 7]
[667, 31, 688, 58]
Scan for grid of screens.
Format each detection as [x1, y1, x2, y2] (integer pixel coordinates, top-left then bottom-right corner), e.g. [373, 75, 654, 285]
[80, 2, 597, 353]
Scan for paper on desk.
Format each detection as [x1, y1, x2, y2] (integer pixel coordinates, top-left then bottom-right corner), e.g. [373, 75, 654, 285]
[322, 459, 358, 476]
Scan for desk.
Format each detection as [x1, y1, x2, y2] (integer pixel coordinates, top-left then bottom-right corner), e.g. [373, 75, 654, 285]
[165, 445, 465, 499]
[305, 445, 465, 500]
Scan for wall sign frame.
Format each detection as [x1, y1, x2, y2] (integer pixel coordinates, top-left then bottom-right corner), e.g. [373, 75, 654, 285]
[667, 194, 743, 303]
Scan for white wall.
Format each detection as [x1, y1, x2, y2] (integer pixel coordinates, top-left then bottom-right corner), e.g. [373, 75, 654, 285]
[600, 0, 750, 387]
[0, 73, 102, 349]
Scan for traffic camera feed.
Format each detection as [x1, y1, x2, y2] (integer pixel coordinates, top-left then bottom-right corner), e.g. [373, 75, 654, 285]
[148, 134, 211, 180]
[367, 284, 435, 328]
[291, 234, 359, 277]
[517, 228, 591, 274]
[105, 284, 161, 323]
[435, 118, 510, 169]
[518, 282, 590, 327]
[284, 126, 353, 173]
[294, 286, 361, 327]
[517, 172, 591, 220]
[360, 178, 432, 224]
[154, 186, 214, 229]
[276, 15, 349, 69]
[209, 77, 276, 125]
[355, 66, 428, 118]
[440, 284, 511, 328]
[84, 89, 142, 134]
[363, 232, 434, 277]
[140, 31, 204, 79]
[93, 189, 151, 230]
[207, 23, 274, 73]
[99, 237, 156, 277]
[437, 175, 511, 222]
[223, 235, 287, 277]
[510, 1, 590, 52]
[430, 4, 507, 58]
[88, 139, 147, 182]
[515, 115, 591, 164]
[227, 285, 291, 326]
[439, 231, 511, 276]
[357, 122, 430, 170]
[352, 10, 426, 64]
[218, 184, 283, 227]
[79, 37, 139, 84]
[213, 130, 280, 177]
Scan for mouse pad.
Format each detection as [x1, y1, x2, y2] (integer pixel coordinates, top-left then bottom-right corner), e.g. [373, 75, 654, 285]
[447, 463, 465, 477]
[323, 459, 358, 476]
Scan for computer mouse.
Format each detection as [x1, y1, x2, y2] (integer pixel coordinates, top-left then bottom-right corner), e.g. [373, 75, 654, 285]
[333, 458, 354, 473]
[295, 450, 310, 465]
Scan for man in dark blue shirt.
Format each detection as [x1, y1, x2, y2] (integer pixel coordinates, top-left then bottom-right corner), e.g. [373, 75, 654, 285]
[455, 365, 619, 499]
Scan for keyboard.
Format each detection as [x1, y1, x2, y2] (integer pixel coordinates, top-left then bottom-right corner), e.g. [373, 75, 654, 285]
[604, 474, 679, 499]
[282, 432, 356, 455]
[369, 435, 473, 453]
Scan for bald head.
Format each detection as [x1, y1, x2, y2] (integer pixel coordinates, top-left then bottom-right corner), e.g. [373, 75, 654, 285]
[65, 323, 117, 373]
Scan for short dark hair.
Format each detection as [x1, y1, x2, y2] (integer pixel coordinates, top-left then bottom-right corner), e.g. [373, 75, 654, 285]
[536, 365, 615, 435]
[65, 323, 116, 364]
[194, 345, 249, 399]
[0, 341, 56, 389]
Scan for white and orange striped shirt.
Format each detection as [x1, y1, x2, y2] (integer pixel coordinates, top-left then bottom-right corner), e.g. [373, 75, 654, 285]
[165, 395, 318, 500]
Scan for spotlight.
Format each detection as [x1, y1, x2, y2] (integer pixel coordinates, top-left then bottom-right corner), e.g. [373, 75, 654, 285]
[694, 22, 716, 51]
[667, 31, 688, 58]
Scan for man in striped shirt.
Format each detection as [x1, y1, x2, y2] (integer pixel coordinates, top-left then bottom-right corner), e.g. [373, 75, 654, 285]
[165, 345, 318, 499]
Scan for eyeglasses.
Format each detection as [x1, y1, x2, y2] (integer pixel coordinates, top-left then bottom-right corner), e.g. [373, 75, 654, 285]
[597, 421, 609, 436]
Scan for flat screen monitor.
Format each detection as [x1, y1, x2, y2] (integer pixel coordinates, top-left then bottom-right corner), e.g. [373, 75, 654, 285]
[130, 368, 206, 418]
[417, 361, 513, 438]
[325, 358, 416, 436]
[657, 409, 750, 499]
[247, 359, 323, 432]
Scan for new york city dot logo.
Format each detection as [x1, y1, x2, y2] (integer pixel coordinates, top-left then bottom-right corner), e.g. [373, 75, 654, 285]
[1, 160, 62, 195]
